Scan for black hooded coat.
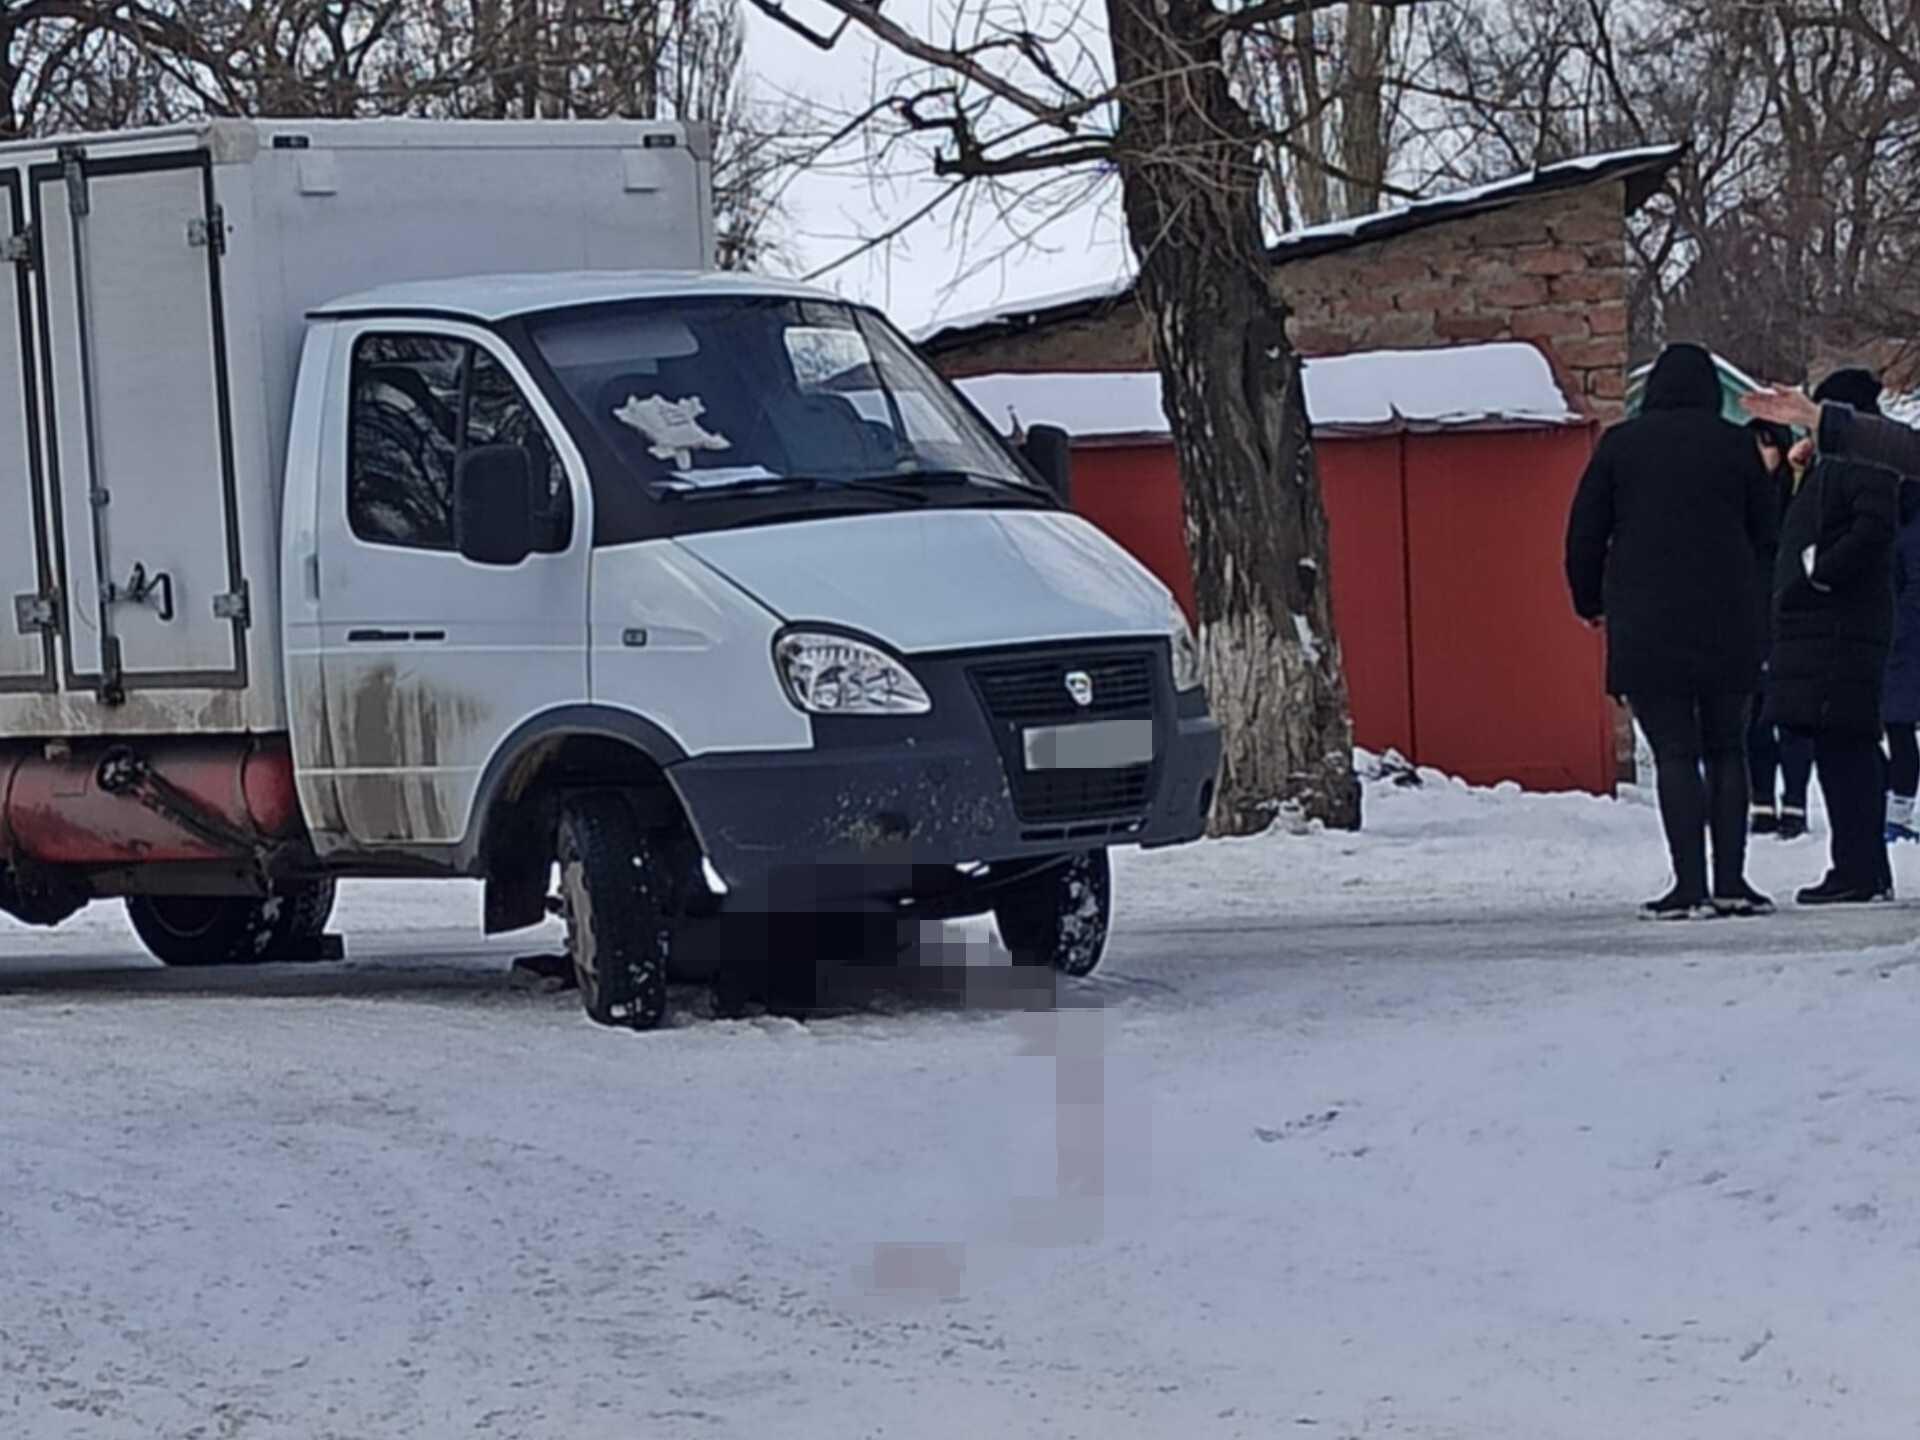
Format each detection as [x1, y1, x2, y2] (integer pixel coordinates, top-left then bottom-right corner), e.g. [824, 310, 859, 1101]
[1566, 344, 1777, 697]
[1767, 368, 1898, 737]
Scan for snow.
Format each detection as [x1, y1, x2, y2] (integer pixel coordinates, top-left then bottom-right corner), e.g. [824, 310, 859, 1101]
[1262, 142, 1683, 255]
[10, 760, 1920, 1437]
[1302, 343, 1579, 430]
[916, 276, 1140, 349]
[953, 342, 1580, 442]
[914, 144, 1683, 345]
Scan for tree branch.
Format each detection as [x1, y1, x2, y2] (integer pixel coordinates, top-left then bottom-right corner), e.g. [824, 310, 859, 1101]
[1204, 0, 1419, 43]
[740, 0, 1078, 126]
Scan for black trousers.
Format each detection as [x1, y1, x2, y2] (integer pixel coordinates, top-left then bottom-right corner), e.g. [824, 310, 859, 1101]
[1630, 693, 1752, 898]
[1887, 723, 1919, 799]
[1748, 710, 1813, 810]
[1787, 728, 1892, 892]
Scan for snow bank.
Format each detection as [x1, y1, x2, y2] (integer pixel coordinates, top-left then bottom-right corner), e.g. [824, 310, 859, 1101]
[953, 343, 1580, 443]
[1120, 748, 1910, 926]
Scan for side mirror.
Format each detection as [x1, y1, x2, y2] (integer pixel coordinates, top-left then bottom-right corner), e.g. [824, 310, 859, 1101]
[1022, 423, 1073, 506]
[455, 444, 535, 566]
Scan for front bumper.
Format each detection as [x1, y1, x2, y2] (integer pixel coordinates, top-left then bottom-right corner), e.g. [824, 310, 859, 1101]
[667, 642, 1221, 907]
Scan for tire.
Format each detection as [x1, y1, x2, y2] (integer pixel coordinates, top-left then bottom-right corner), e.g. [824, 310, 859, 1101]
[556, 793, 670, 1030]
[126, 880, 337, 967]
[0, 863, 87, 928]
[993, 850, 1112, 977]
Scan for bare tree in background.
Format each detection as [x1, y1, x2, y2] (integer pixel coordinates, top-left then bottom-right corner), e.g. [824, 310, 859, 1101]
[0, 0, 800, 269]
[1408, 0, 1920, 385]
[1231, 1, 1413, 229]
[755, 0, 1429, 834]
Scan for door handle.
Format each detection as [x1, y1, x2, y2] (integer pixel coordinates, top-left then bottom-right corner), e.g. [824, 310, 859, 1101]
[104, 562, 173, 622]
[345, 629, 447, 644]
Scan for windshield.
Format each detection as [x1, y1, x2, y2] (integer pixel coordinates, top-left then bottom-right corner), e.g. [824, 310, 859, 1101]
[524, 296, 1039, 508]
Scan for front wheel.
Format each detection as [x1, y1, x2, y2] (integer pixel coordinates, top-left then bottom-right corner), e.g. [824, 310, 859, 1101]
[557, 793, 670, 1030]
[126, 880, 336, 966]
[993, 850, 1112, 977]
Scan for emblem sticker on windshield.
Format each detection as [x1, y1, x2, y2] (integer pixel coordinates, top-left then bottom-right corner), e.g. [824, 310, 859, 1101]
[613, 393, 732, 469]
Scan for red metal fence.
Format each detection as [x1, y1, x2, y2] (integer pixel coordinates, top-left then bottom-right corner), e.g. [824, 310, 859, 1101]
[1070, 423, 1614, 794]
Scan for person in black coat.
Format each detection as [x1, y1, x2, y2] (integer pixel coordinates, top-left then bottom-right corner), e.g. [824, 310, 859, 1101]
[1884, 481, 1920, 842]
[1566, 342, 1779, 918]
[1745, 418, 1815, 838]
[1873, 485, 1920, 844]
[1767, 367, 1899, 904]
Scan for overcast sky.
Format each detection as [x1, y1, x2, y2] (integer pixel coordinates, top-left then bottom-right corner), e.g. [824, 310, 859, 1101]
[740, 4, 1132, 335]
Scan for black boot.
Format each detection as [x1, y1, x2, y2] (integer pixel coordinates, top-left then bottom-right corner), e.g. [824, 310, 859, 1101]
[1796, 874, 1889, 906]
[1641, 887, 1714, 921]
[1777, 808, 1808, 840]
[1712, 882, 1776, 917]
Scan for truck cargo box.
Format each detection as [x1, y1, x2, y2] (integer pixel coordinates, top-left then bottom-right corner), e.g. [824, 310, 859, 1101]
[0, 118, 712, 740]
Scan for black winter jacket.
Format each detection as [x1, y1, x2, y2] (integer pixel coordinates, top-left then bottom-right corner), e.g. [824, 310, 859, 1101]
[1884, 486, 1920, 726]
[1821, 404, 1920, 479]
[1565, 345, 1777, 698]
[1756, 463, 1797, 649]
[1767, 453, 1899, 736]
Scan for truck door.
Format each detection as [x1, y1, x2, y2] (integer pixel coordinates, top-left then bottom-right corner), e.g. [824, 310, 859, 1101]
[0, 169, 54, 693]
[31, 146, 245, 702]
[304, 323, 590, 848]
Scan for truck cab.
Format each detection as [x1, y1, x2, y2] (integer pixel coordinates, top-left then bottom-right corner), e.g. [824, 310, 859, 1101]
[0, 123, 1220, 1027]
[284, 272, 1220, 1022]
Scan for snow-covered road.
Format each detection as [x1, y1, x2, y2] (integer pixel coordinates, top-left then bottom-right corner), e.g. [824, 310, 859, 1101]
[9, 770, 1920, 1439]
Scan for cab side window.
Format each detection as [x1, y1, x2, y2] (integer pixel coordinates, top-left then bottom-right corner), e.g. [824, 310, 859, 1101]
[348, 335, 464, 550]
[349, 334, 573, 554]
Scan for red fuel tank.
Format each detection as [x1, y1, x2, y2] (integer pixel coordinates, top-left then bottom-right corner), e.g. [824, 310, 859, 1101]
[0, 735, 303, 866]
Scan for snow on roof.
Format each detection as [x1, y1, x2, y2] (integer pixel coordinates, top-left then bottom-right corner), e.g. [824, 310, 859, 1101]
[312, 269, 838, 322]
[916, 144, 1685, 349]
[953, 343, 1582, 441]
[916, 278, 1138, 353]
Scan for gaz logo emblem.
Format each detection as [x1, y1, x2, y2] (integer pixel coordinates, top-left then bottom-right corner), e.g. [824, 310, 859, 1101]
[1064, 670, 1094, 708]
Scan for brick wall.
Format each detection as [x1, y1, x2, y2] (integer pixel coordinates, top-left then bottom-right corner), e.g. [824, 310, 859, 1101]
[929, 180, 1633, 419]
[934, 307, 1156, 379]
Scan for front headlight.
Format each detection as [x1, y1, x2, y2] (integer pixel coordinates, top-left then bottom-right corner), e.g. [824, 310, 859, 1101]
[1169, 605, 1203, 692]
[775, 631, 932, 715]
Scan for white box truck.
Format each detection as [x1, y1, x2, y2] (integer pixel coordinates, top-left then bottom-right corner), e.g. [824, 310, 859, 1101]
[0, 119, 1221, 1027]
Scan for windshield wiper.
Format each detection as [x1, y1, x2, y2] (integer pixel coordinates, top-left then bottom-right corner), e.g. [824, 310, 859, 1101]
[848, 469, 1050, 502]
[649, 475, 819, 502]
[648, 474, 933, 505]
[648, 470, 1044, 506]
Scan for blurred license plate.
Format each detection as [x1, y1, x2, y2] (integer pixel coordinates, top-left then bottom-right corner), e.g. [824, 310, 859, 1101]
[1022, 719, 1155, 771]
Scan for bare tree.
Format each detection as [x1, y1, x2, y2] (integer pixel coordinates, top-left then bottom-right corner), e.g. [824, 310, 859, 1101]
[1407, 0, 1920, 385]
[1232, 1, 1413, 229]
[756, 0, 1430, 833]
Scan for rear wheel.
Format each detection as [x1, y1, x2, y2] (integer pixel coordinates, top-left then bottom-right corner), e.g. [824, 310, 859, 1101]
[126, 880, 337, 967]
[557, 793, 670, 1030]
[993, 850, 1112, 977]
[0, 863, 87, 928]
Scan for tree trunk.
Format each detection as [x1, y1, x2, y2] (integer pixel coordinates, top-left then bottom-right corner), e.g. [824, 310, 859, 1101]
[1287, 11, 1334, 226]
[1338, 2, 1396, 217]
[1107, 0, 1358, 834]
